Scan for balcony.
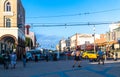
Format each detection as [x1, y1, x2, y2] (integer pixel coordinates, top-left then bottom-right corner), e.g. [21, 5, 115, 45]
[3, 12, 14, 16]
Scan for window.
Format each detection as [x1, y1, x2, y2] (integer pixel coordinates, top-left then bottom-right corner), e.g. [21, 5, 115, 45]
[6, 18, 11, 27]
[5, 2, 11, 12]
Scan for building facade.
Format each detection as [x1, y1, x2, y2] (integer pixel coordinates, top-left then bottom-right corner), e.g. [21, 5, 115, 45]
[95, 34, 106, 44]
[113, 27, 120, 41]
[0, 0, 25, 59]
[59, 39, 66, 52]
[68, 33, 96, 51]
[25, 25, 37, 51]
[58, 33, 100, 51]
[106, 24, 120, 43]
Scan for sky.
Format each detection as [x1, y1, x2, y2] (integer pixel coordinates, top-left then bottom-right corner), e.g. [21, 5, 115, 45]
[21, 0, 120, 49]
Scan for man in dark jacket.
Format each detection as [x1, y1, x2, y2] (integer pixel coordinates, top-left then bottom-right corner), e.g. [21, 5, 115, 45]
[3, 52, 10, 69]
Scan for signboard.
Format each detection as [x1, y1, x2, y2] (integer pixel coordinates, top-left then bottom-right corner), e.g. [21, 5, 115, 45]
[114, 44, 119, 49]
[81, 45, 85, 50]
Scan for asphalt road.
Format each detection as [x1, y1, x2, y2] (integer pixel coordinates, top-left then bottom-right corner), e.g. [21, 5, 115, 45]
[0, 59, 120, 77]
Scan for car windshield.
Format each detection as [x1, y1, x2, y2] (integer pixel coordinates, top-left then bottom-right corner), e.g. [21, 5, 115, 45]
[87, 52, 96, 54]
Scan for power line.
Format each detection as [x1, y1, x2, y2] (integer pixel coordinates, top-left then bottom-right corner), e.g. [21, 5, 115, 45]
[26, 8, 120, 18]
[29, 21, 120, 27]
[0, 21, 119, 24]
[26, 21, 116, 24]
[0, 21, 119, 27]
[0, 8, 119, 19]
[87, 8, 120, 14]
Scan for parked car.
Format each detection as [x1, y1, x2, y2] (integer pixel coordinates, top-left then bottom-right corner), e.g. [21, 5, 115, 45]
[34, 52, 41, 60]
[26, 52, 33, 61]
[26, 50, 42, 61]
[82, 51, 98, 61]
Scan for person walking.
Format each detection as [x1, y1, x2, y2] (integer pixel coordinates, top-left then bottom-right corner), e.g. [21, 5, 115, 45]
[115, 52, 118, 61]
[97, 48, 104, 65]
[113, 52, 118, 61]
[72, 49, 82, 68]
[35, 54, 38, 62]
[45, 53, 49, 62]
[10, 52, 17, 69]
[3, 52, 10, 69]
[22, 53, 26, 67]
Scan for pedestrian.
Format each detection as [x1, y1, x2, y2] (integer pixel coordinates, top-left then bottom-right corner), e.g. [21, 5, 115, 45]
[22, 53, 26, 67]
[115, 52, 118, 61]
[35, 54, 38, 62]
[113, 52, 118, 61]
[97, 48, 104, 65]
[10, 52, 17, 69]
[72, 49, 82, 68]
[53, 53, 57, 61]
[3, 52, 10, 69]
[45, 53, 49, 62]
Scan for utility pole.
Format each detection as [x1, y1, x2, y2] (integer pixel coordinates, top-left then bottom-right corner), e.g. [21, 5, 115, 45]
[93, 25, 96, 52]
[76, 33, 78, 49]
[108, 27, 110, 51]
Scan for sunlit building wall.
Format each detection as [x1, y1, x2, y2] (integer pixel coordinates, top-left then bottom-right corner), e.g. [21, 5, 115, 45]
[59, 39, 66, 52]
[66, 33, 100, 51]
[0, 0, 25, 59]
[25, 25, 37, 50]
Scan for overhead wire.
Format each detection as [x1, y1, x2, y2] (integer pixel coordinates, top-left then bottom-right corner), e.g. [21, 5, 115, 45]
[29, 21, 120, 27]
[0, 21, 120, 27]
[26, 8, 120, 18]
[1, 8, 120, 27]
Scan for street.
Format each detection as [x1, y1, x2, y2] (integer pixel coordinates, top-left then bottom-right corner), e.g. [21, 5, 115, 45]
[0, 60, 120, 77]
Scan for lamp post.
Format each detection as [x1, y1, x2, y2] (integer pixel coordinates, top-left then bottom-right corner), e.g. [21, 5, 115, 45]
[93, 25, 96, 52]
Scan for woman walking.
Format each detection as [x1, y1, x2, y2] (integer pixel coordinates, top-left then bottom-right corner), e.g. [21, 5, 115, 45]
[10, 52, 17, 69]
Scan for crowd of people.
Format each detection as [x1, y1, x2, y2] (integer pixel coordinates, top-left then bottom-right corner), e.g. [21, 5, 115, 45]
[1, 52, 17, 69]
[0, 48, 119, 70]
[0, 51, 27, 70]
[70, 48, 119, 68]
[0, 51, 59, 70]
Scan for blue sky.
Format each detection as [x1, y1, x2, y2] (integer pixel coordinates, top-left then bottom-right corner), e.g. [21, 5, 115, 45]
[21, 0, 120, 49]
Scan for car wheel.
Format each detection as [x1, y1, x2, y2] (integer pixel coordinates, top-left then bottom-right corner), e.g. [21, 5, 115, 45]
[89, 59, 93, 62]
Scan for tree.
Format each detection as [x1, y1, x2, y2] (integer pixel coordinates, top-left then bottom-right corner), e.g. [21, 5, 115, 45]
[25, 37, 33, 48]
